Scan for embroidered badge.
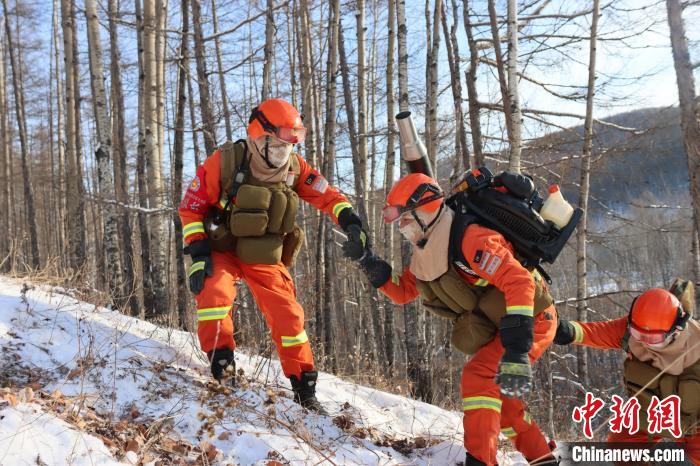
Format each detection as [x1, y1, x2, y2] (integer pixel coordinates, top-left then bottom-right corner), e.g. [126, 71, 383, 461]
[473, 250, 483, 264]
[305, 173, 317, 185]
[313, 177, 329, 193]
[485, 255, 503, 275]
[189, 176, 201, 192]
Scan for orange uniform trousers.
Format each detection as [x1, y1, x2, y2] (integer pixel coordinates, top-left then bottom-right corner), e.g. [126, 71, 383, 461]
[195, 250, 314, 378]
[607, 429, 700, 465]
[461, 306, 558, 466]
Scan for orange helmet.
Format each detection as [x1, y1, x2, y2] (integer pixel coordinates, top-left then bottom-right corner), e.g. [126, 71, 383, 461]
[628, 288, 689, 345]
[247, 99, 306, 143]
[383, 173, 444, 224]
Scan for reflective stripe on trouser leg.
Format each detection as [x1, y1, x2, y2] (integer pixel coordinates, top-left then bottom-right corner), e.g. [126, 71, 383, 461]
[463, 396, 502, 413]
[501, 396, 551, 461]
[194, 251, 240, 354]
[281, 330, 309, 347]
[197, 306, 231, 321]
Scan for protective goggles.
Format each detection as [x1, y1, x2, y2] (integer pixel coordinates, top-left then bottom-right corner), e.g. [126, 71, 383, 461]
[628, 323, 675, 345]
[250, 107, 306, 144]
[382, 183, 443, 224]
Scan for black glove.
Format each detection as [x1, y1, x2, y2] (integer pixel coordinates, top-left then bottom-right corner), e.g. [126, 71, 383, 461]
[554, 318, 577, 345]
[496, 349, 532, 398]
[338, 207, 370, 261]
[358, 251, 393, 288]
[342, 224, 370, 261]
[207, 348, 235, 383]
[497, 314, 534, 398]
[184, 239, 213, 295]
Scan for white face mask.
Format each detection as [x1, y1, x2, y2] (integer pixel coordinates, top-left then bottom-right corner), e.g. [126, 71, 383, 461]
[398, 208, 442, 245]
[255, 136, 293, 168]
[399, 220, 424, 244]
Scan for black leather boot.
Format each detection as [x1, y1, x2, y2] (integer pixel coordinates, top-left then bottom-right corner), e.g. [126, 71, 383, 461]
[207, 348, 236, 386]
[289, 371, 328, 415]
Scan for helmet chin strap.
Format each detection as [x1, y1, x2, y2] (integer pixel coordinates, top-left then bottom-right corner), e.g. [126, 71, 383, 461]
[413, 202, 444, 249]
[261, 135, 278, 169]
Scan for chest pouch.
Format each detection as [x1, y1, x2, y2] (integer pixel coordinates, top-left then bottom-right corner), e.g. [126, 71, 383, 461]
[236, 234, 284, 265]
[229, 185, 271, 237]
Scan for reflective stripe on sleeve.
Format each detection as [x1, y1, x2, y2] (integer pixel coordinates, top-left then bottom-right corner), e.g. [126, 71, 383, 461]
[280, 330, 309, 348]
[474, 278, 489, 287]
[183, 221, 205, 240]
[332, 202, 353, 219]
[501, 427, 517, 438]
[572, 321, 584, 344]
[462, 396, 502, 413]
[197, 306, 230, 321]
[188, 261, 205, 276]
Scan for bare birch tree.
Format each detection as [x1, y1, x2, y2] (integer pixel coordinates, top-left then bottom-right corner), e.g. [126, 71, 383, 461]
[397, 0, 431, 401]
[506, 0, 522, 172]
[441, 0, 469, 178]
[0, 16, 8, 261]
[383, 0, 397, 372]
[424, 0, 442, 171]
[192, 0, 217, 155]
[463, 0, 484, 166]
[211, 0, 232, 140]
[173, 0, 190, 326]
[142, 0, 169, 319]
[85, 0, 123, 299]
[108, 0, 137, 313]
[319, 0, 341, 369]
[666, 0, 700, 285]
[575, 0, 600, 388]
[262, 0, 275, 101]
[3, 0, 39, 269]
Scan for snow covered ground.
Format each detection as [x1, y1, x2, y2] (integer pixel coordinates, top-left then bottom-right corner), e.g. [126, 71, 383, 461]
[0, 276, 530, 465]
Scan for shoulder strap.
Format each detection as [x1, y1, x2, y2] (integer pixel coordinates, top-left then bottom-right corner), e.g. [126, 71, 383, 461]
[448, 204, 478, 271]
[621, 328, 631, 352]
[215, 140, 249, 224]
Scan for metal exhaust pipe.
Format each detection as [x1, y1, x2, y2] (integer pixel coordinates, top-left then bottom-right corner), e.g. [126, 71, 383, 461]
[395, 111, 434, 178]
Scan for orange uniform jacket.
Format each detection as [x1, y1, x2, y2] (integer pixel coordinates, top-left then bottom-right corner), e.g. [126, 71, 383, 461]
[568, 317, 628, 349]
[179, 148, 352, 245]
[379, 223, 537, 319]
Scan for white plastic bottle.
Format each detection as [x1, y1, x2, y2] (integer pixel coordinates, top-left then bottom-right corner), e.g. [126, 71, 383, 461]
[540, 184, 574, 229]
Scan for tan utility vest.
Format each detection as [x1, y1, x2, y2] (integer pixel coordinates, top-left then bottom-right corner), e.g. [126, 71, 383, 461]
[416, 267, 553, 355]
[622, 344, 700, 437]
[204, 140, 305, 267]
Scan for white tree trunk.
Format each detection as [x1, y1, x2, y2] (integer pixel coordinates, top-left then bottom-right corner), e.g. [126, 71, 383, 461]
[143, 0, 169, 318]
[506, 0, 522, 172]
[4, 0, 40, 269]
[85, 0, 123, 300]
[0, 15, 8, 259]
[261, 0, 275, 101]
[667, 0, 700, 286]
[576, 0, 600, 389]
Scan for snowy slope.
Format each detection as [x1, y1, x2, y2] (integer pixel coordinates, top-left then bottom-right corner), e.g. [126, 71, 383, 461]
[0, 276, 486, 465]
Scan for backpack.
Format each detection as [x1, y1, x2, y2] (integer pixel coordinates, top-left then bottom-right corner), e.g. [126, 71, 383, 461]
[446, 167, 582, 279]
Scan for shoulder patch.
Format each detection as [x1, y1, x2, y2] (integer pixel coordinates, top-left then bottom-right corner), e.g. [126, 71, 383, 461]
[189, 175, 201, 192]
[312, 177, 329, 193]
[473, 250, 483, 264]
[305, 173, 317, 185]
[485, 255, 503, 275]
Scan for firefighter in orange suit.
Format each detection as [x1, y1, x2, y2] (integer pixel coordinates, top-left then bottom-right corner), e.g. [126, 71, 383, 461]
[345, 173, 558, 465]
[179, 99, 368, 413]
[554, 287, 700, 464]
